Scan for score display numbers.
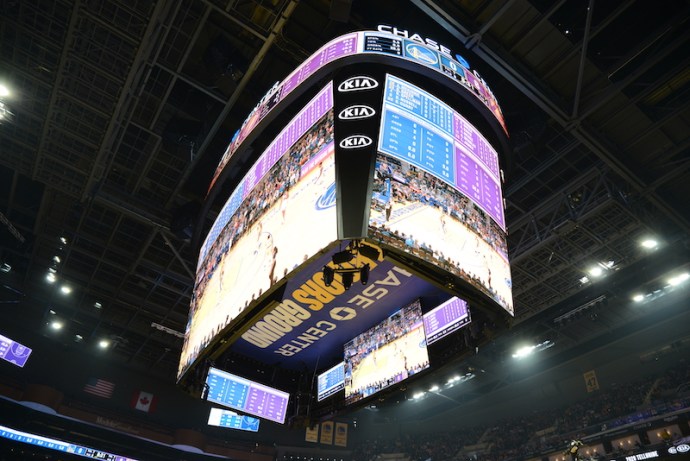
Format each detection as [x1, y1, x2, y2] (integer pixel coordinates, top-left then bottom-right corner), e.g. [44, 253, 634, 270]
[207, 408, 260, 432]
[0, 424, 138, 461]
[379, 74, 506, 231]
[0, 334, 32, 368]
[205, 367, 289, 424]
[423, 297, 471, 345]
[317, 362, 345, 401]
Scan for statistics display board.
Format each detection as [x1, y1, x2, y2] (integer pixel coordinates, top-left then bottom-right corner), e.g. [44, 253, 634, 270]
[0, 424, 138, 461]
[369, 75, 513, 315]
[205, 367, 289, 424]
[178, 83, 337, 380]
[0, 334, 32, 368]
[344, 299, 429, 405]
[379, 74, 504, 230]
[317, 362, 345, 402]
[208, 29, 506, 192]
[423, 297, 471, 345]
[207, 408, 260, 432]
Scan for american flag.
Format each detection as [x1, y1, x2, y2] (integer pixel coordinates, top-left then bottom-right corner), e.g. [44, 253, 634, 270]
[83, 378, 115, 398]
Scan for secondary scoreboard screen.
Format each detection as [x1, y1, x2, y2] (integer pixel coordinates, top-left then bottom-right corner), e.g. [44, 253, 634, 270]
[207, 408, 260, 432]
[317, 362, 345, 402]
[369, 74, 513, 316]
[0, 334, 32, 368]
[205, 367, 289, 424]
[423, 297, 471, 345]
[344, 299, 429, 405]
[178, 83, 338, 380]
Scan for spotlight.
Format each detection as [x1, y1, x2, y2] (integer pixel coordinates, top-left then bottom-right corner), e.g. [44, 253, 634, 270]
[50, 321, 63, 330]
[60, 285, 72, 294]
[323, 266, 334, 287]
[341, 271, 354, 290]
[360, 263, 370, 285]
[358, 244, 380, 261]
[332, 250, 354, 265]
[98, 339, 110, 349]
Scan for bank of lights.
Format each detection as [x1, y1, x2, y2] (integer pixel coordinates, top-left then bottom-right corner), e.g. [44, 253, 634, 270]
[512, 340, 554, 359]
[641, 238, 658, 249]
[98, 339, 110, 349]
[60, 285, 72, 294]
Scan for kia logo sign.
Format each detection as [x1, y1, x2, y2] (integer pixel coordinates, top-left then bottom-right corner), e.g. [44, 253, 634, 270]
[337, 76, 378, 92]
[339, 135, 372, 149]
[338, 105, 376, 120]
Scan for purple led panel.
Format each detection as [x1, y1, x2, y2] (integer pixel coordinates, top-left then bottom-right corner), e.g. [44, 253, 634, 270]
[0, 334, 32, 368]
[205, 367, 289, 424]
[422, 297, 471, 345]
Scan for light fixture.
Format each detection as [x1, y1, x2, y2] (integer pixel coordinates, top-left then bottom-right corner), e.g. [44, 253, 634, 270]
[588, 266, 603, 277]
[50, 321, 63, 330]
[60, 237, 68, 245]
[0, 83, 9, 98]
[74, 334, 84, 342]
[49, 309, 56, 315]
[94, 301, 102, 309]
[46, 273, 57, 283]
[512, 345, 536, 359]
[60, 285, 72, 294]
[360, 263, 370, 285]
[641, 238, 658, 249]
[322, 266, 334, 287]
[53, 256, 61, 264]
[341, 271, 354, 290]
[98, 339, 110, 349]
[331, 250, 354, 265]
[632, 293, 644, 302]
[429, 385, 439, 392]
[668, 272, 689, 286]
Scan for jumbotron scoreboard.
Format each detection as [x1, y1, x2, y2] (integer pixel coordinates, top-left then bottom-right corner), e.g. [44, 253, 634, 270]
[180, 25, 513, 426]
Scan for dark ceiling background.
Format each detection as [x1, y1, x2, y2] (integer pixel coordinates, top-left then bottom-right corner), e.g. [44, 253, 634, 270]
[0, 0, 688, 420]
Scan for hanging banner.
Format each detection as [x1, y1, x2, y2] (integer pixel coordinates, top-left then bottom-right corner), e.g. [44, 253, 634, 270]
[584, 369, 599, 392]
[305, 424, 319, 443]
[320, 421, 334, 445]
[334, 422, 348, 447]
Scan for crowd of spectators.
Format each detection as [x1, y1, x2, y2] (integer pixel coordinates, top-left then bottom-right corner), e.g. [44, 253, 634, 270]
[346, 359, 690, 461]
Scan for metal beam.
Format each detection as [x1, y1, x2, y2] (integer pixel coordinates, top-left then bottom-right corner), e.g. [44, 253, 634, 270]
[165, 0, 300, 209]
[571, 0, 595, 119]
[411, 0, 690, 234]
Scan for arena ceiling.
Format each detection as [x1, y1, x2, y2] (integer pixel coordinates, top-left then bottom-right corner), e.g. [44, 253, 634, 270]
[1, 0, 688, 405]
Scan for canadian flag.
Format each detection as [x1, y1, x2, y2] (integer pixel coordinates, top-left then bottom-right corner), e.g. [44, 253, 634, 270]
[131, 390, 157, 413]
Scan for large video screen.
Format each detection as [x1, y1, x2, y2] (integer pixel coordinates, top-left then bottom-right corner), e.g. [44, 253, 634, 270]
[344, 299, 429, 405]
[209, 30, 507, 193]
[178, 83, 338, 380]
[205, 367, 289, 424]
[369, 74, 513, 315]
[317, 362, 345, 402]
[423, 297, 471, 345]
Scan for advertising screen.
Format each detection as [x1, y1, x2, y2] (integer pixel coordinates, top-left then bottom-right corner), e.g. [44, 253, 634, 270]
[0, 334, 32, 368]
[369, 75, 513, 315]
[207, 408, 260, 432]
[317, 362, 345, 402]
[344, 299, 429, 405]
[178, 83, 337, 380]
[423, 297, 471, 345]
[0, 424, 138, 460]
[205, 367, 289, 424]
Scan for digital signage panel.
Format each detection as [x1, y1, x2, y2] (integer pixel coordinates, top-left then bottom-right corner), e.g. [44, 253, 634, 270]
[317, 362, 345, 402]
[179, 83, 337, 380]
[207, 408, 260, 432]
[423, 297, 471, 345]
[370, 75, 513, 315]
[0, 334, 32, 368]
[205, 367, 289, 424]
[0, 424, 138, 461]
[344, 299, 429, 405]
